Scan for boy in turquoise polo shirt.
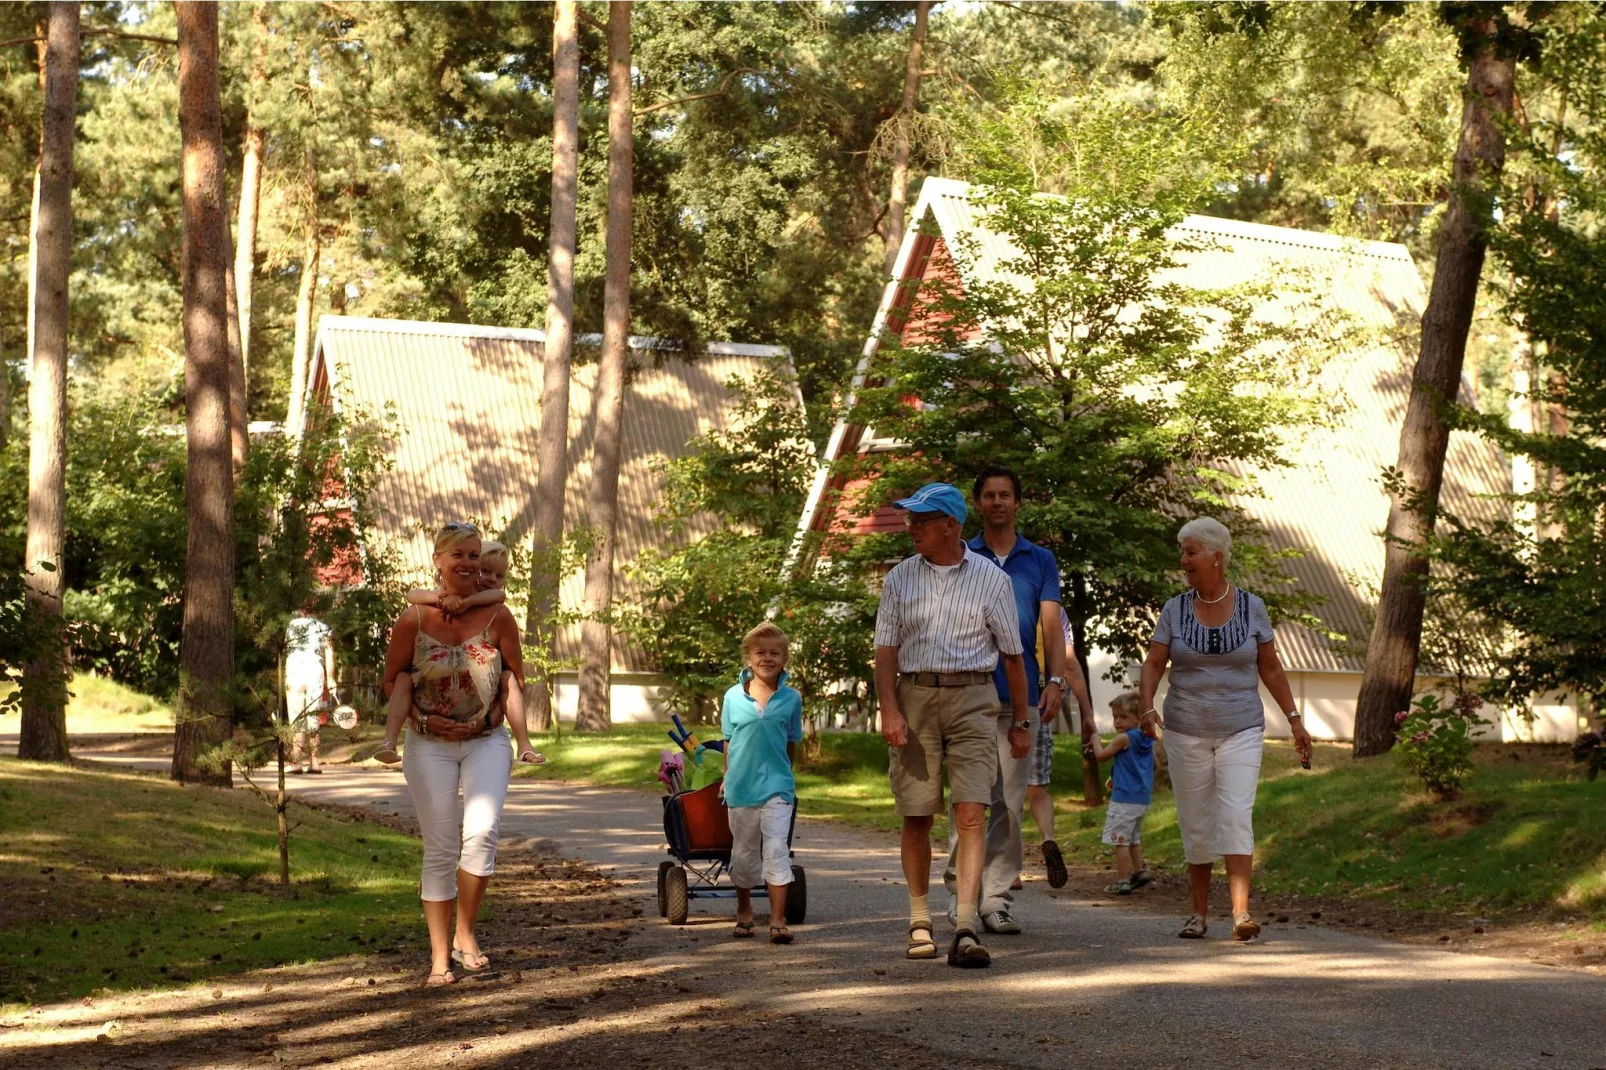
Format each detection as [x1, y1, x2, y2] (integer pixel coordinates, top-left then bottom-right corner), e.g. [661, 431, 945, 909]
[721, 621, 805, 944]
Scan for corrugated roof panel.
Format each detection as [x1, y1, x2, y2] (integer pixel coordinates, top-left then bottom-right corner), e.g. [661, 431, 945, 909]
[315, 316, 788, 674]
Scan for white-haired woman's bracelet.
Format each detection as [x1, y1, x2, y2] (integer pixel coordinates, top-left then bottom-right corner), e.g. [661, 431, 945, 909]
[1284, 710, 1302, 719]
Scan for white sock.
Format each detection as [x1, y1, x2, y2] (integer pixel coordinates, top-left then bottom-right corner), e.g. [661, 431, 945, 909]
[909, 893, 931, 929]
[956, 904, 981, 934]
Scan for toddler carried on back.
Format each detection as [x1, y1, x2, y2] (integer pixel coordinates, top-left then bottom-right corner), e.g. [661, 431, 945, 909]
[375, 539, 543, 767]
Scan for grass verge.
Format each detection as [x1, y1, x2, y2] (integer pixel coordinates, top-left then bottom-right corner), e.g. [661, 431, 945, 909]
[0, 759, 422, 1006]
[0, 673, 174, 736]
[521, 723, 1606, 923]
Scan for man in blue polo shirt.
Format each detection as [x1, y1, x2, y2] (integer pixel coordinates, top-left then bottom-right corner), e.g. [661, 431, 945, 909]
[943, 466, 1090, 935]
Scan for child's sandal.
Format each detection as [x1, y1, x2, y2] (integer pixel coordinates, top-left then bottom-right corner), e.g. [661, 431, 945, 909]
[1105, 879, 1134, 896]
[375, 743, 401, 766]
[518, 749, 546, 765]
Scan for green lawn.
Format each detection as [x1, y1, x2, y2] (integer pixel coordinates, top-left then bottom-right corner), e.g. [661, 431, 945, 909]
[0, 759, 423, 1007]
[0, 672, 174, 735]
[524, 723, 1606, 922]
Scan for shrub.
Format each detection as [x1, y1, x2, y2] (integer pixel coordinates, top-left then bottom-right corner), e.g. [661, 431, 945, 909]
[1394, 692, 1484, 799]
[1573, 732, 1604, 782]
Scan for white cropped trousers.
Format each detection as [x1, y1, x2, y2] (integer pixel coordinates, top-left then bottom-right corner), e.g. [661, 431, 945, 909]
[1165, 726, 1263, 864]
[403, 730, 512, 902]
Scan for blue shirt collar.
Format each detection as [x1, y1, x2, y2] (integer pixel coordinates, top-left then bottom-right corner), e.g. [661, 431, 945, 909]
[740, 667, 790, 694]
[968, 531, 1033, 563]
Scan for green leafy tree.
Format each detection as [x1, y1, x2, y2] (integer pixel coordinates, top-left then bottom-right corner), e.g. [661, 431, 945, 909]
[1432, 4, 1606, 715]
[844, 88, 1339, 697]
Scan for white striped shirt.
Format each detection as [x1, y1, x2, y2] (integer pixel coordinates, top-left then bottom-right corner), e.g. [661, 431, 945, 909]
[874, 548, 1025, 672]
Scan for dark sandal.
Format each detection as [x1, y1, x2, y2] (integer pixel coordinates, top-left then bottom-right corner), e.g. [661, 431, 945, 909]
[947, 927, 991, 968]
[907, 923, 938, 960]
[1043, 840, 1068, 889]
[732, 921, 756, 939]
[769, 926, 793, 945]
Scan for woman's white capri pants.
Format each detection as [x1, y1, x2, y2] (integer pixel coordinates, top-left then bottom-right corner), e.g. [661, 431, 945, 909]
[403, 730, 512, 902]
[1165, 727, 1263, 864]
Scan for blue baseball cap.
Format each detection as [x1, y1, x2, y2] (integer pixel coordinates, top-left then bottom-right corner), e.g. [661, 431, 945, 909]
[893, 482, 968, 522]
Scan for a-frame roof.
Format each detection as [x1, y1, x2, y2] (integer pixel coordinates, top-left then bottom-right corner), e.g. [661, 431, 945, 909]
[307, 315, 791, 673]
[797, 177, 1510, 674]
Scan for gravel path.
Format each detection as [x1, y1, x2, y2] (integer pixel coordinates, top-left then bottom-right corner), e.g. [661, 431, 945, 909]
[117, 759, 1602, 1070]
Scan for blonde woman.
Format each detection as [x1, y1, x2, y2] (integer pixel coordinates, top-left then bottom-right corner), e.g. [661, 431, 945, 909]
[381, 522, 525, 985]
[1138, 517, 1313, 942]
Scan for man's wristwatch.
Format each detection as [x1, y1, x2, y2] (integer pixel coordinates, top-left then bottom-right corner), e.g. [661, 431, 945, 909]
[1046, 675, 1066, 689]
[1012, 718, 1031, 732]
[1285, 710, 1303, 720]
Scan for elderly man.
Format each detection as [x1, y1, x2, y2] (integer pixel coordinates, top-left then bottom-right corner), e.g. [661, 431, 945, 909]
[875, 482, 1030, 969]
[943, 467, 1098, 934]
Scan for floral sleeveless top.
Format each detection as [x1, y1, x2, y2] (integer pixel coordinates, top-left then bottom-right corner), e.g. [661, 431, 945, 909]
[410, 609, 502, 728]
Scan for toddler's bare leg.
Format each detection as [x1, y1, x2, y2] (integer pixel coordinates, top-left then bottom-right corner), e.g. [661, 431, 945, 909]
[1115, 845, 1133, 881]
[501, 670, 542, 763]
[377, 676, 412, 765]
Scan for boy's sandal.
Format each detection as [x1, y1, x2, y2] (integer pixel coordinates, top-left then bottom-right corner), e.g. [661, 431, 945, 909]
[374, 744, 402, 765]
[1232, 913, 1262, 942]
[1128, 869, 1153, 890]
[1178, 914, 1208, 939]
[769, 926, 793, 945]
[1105, 879, 1134, 896]
[518, 749, 547, 764]
[947, 926, 991, 969]
[906, 923, 938, 960]
[425, 970, 456, 987]
[450, 947, 490, 972]
[732, 920, 756, 939]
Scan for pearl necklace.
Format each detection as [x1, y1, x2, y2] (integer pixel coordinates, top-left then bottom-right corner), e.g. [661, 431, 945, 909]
[1194, 583, 1232, 605]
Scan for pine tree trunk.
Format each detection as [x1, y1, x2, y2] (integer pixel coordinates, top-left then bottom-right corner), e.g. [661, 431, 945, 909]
[18, 1, 78, 764]
[172, 0, 236, 787]
[525, 0, 580, 733]
[234, 3, 267, 381]
[1353, 29, 1514, 758]
[576, 0, 632, 735]
[288, 153, 319, 434]
[226, 243, 246, 473]
[882, 0, 930, 277]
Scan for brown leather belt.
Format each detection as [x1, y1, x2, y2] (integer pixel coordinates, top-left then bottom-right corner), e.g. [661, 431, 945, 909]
[900, 670, 994, 688]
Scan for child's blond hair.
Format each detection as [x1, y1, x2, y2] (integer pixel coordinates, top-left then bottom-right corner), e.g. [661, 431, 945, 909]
[1110, 690, 1142, 719]
[479, 540, 510, 569]
[741, 621, 790, 657]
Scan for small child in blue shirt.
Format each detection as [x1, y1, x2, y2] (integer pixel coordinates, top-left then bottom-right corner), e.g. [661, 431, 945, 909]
[721, 622, 805, 944]
[1088, 690, 1154, 895]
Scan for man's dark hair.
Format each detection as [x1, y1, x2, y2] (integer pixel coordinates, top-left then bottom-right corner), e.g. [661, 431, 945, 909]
[972, 466, 1022, 502]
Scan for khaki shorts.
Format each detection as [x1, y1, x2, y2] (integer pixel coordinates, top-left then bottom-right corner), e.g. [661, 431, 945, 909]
[888, 680, 998, 817]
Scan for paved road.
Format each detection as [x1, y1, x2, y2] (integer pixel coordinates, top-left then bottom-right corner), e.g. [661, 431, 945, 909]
[61, 753, 1606, 1070]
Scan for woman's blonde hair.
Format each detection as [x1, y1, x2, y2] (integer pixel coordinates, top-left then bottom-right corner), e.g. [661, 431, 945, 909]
[433, 521, 481, 555]
[479, 540, 510, 569]
[741, 621, 790, 657]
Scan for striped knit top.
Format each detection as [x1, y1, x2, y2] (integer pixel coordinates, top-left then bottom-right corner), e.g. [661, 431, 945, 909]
[1150, 588, 1275, 738]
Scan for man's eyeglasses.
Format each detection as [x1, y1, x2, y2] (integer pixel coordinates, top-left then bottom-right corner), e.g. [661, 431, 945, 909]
[903, 512, 947, 530]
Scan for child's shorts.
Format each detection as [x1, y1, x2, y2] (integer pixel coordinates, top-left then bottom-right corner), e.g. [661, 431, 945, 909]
[728, 795, 794, 889]
[1101, 800, 1149, 846]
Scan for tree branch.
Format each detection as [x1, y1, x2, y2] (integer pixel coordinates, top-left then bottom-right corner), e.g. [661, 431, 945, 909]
[990, 1, 1084, 28]
[2, 27, 177, 49]
[577, 8, 607, 34]
[635, 67, 762, 118]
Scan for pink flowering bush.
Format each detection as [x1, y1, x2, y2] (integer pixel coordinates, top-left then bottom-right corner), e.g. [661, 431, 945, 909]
[1394, 692, 1485, 799]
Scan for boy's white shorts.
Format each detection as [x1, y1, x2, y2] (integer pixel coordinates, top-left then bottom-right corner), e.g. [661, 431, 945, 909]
[728, 795, 794, 889]
[1101, 801, 1149, 846]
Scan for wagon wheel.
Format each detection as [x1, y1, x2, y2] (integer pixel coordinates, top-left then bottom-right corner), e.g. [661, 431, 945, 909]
[657, 860, 674, 917]
[784, 864, 807, 925]
[665, 865, 690, 926]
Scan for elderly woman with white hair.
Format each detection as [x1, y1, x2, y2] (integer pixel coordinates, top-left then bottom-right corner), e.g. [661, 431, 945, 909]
[1138, 517, 1313, 941]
